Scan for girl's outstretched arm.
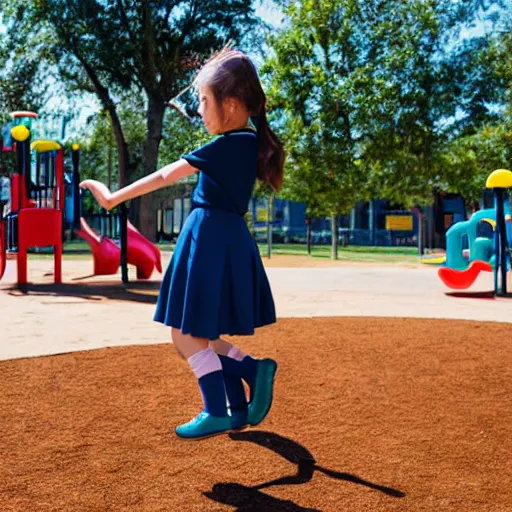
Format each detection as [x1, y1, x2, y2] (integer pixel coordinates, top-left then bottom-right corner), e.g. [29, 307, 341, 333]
[80, 159, 198, 211]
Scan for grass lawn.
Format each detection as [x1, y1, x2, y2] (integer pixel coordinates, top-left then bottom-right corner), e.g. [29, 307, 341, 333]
[24, 239, 423, 264]
[256, 243, 421, 263]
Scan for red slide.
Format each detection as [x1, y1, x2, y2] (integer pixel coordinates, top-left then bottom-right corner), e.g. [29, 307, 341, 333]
[75, 217, 121, 275]
[438, 260, 493, 290]
[75, 218, 162, 279]
[126, 221, 163, 279]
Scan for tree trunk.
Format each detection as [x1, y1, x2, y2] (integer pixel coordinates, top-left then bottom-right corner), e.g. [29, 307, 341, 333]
[306, 217, 312, 255]
[331, 214, 338, 260]
[368, 200, 375, 246]
[78, 56, 130, 189]
[138, 95, 167, 241]
[107, 131, 113, 190]
[417, 210, 424, 257]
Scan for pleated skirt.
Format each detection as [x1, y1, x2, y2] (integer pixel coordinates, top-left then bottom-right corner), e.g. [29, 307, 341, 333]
[154, 207, 276, 339]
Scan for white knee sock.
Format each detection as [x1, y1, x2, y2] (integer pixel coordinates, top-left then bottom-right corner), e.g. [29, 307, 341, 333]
[227, 345, 248, 362]
[187, 348, 222, 379]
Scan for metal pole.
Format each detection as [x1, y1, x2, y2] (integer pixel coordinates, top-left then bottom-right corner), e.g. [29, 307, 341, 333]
[50, 152, 55, 208]
[16, 140, 24, 210]
[493, 190, 499, 294]
[23, 136, 31, 203]
[120, 203, 129, 284]
[369, 200, 374, 246]
[36, 153, 41, 207]
[417, 211, 423, 258]
[72, 147, 81, 230]
[495, 188, 508, 295]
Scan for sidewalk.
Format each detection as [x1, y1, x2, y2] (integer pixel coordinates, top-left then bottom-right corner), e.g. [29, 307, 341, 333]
[1, 256, 509, 361]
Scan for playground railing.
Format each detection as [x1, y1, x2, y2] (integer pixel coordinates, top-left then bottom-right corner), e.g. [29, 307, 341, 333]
[252, 227, 419, 247]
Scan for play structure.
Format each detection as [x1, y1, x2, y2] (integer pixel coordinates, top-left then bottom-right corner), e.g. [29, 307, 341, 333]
[439, 169, 512, 296]
[1, 113, 65, 285]
[0, 111, 162, 285]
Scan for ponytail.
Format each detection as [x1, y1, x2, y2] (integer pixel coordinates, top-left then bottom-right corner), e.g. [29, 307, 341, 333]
[195, 48, 285, 190]
[256, 106, 285, 192]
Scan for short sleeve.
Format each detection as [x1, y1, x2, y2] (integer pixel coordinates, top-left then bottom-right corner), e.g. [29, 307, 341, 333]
[183, 136, 225, 176]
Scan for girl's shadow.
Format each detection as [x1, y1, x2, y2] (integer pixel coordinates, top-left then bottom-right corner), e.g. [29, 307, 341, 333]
[204, 482, 321, 511]
[204, 430, 405, 511]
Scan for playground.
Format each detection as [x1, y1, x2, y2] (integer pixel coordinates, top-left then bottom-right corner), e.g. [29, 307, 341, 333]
[1, 3, 511, 508]
[1, 110, 512, 511]
[0, 117, 511, 508]
[1, 64, 512, 512]
[1, 255, 512, 511]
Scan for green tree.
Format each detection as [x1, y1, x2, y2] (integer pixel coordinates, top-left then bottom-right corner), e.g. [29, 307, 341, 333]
[353, 1, 510, 211]
[0, 35, 47, 121]
[263, 0, 369, 259]
[436, 3, 512, 204]
[78, 94, 205, 209]
[265, 0, 509, 257]
[439, 122, 512, 204]
[0, 28, 48, 170]
[1, 0, 263, 240]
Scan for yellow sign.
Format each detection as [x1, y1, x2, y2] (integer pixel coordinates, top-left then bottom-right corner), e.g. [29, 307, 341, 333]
[256, 207, 268, 223]
[386, 215, 413, 231]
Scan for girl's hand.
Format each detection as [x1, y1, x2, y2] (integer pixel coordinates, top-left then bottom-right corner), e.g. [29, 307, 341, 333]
[79, 180, 114, 210]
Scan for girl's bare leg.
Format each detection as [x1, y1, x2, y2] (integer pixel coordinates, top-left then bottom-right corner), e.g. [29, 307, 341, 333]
[171, 328, 209, 358]
[209, 337, 234, 356]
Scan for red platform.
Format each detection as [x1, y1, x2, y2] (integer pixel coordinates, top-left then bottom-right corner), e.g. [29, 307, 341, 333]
[8, 146, 64, 285]
[17, 208, 63, 284]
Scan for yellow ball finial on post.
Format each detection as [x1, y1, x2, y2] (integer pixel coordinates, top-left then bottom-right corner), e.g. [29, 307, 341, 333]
[485, 169, 512, 189]
[10, 125, 30, 143]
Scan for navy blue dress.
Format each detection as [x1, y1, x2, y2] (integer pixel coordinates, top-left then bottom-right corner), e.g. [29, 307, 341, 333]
[154, 128, 276, 339]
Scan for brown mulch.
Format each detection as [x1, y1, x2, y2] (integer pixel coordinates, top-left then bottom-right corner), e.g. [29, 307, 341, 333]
[1, 317, 511, 512]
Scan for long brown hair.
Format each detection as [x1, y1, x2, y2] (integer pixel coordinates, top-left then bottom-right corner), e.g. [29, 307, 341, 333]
[196, 48, 285, 191]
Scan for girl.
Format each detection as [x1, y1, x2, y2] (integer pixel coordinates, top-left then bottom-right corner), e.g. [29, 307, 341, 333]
[81, 48, 285, 440]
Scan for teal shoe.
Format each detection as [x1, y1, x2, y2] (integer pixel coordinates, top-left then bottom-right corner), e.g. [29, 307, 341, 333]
[175, 411, 233, 439]
[247, 359, 278, 426]
[230, 407, 249, 430]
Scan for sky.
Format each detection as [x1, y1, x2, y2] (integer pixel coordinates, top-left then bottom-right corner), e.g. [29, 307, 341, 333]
[256, 0, 283, 27]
